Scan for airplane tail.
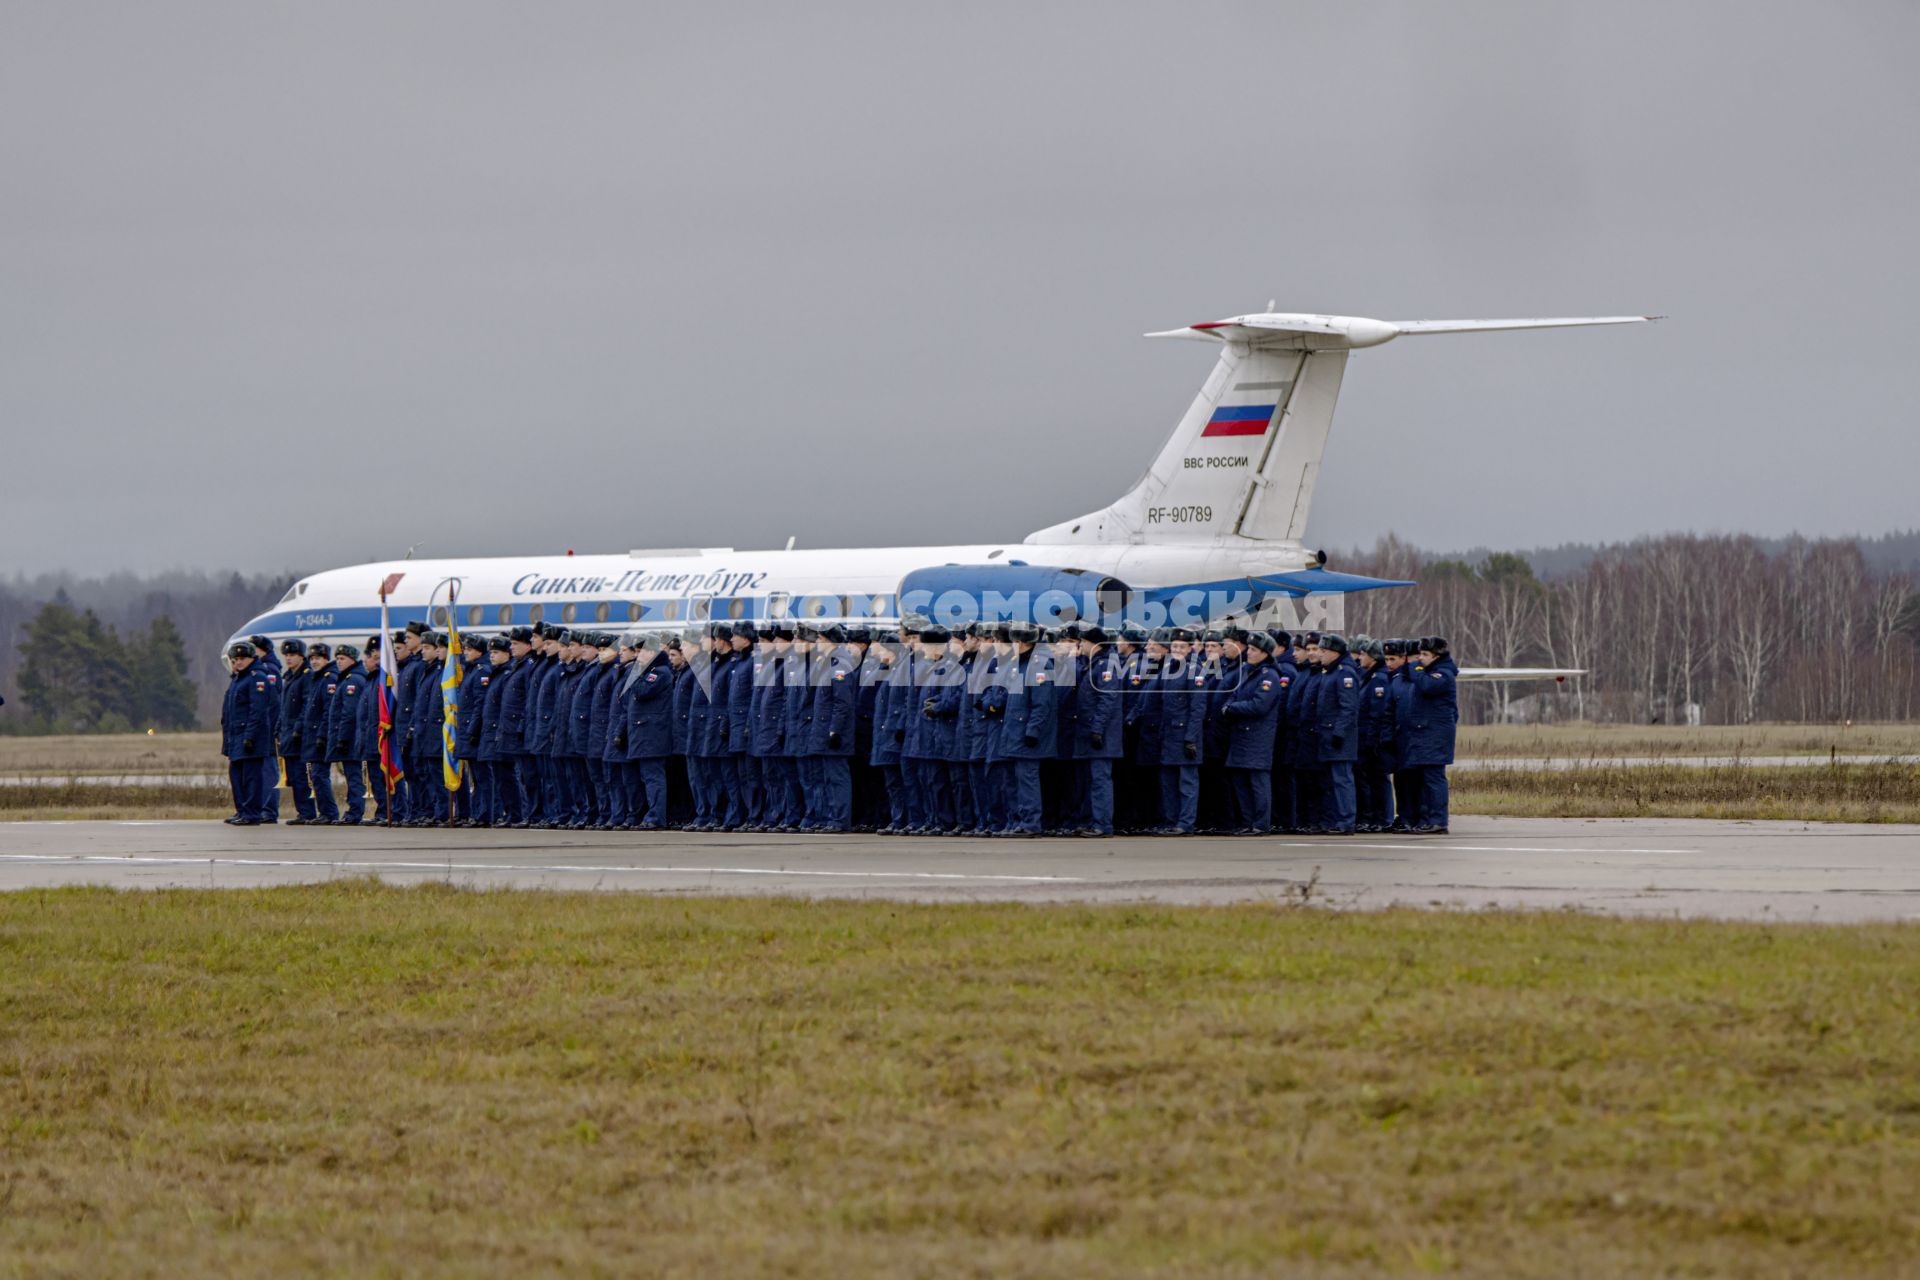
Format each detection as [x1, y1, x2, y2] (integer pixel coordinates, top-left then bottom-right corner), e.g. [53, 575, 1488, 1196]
[1026, 312, 1653, 547]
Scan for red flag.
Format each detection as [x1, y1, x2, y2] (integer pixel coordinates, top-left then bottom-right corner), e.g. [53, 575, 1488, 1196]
[377, 673, 404, 791]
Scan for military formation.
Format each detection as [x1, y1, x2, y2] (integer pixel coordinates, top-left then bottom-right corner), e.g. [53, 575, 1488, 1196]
[221, 618, 1460, 836]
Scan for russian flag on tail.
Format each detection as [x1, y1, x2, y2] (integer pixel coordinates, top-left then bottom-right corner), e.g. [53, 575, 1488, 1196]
[1201, 404, 1277, 438]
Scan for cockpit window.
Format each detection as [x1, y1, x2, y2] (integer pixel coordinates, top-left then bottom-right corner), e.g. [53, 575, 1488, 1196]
[277, 581, 301, 604]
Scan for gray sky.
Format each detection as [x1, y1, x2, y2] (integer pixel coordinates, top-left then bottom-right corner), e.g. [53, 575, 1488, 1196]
[4, 1, 1916, 577]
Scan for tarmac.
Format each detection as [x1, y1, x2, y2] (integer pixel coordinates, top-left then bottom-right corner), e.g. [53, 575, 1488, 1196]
[1, 816, 1917, 921]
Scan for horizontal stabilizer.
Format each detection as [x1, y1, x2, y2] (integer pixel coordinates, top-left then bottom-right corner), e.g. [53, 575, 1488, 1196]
[1252, 568, 1416, 597]
[1147, 312, 1656, 350]
[1456, 667, 1586, 683]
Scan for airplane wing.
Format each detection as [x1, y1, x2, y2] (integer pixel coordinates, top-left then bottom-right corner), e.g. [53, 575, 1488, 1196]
[1456, 668, 1585, 683]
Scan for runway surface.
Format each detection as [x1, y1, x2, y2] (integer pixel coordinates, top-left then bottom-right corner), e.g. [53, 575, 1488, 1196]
[2, 816, 1917, 921]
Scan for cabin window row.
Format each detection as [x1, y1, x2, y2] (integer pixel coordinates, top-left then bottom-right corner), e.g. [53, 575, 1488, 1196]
[428, 595, 896, 628]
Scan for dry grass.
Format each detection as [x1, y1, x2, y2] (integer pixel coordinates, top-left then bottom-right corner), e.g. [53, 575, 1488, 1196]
[1, 886, 1917, 1277]
[0, 732, 223, 776]
[1458, 721, 1920, 760]
[1453, 761, 1920, 824]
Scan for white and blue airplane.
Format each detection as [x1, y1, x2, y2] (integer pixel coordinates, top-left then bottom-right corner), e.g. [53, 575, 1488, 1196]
[227, 309, 1651, 677]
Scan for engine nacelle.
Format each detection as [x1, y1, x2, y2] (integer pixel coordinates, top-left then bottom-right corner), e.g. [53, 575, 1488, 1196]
[896, 564, 1130, 628]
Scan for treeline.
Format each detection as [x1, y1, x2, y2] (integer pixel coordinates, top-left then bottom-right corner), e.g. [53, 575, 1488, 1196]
[1336, 533, 1920, 725]
[0, 571, 289, 732]
[4, 598, 199, 734]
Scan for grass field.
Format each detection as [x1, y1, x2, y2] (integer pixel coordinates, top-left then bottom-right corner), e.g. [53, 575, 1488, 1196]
[1451, 761, 1920, 824]
[1456, 721, 1920, 760]
[1, 886, 1916, 1277]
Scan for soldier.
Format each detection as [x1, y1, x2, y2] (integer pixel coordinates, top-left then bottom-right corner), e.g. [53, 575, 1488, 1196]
[220, 642, 275, 825]
[981, 622, 1057, 837]
[456, 634, 495, 827]
[1311, 633, 1361, 835]
[625, 633, 677, 829]
[662, 634, 694, 825]
[390, 624, 426, 823]
[904, 625, 956, 834]
[413, 633, 450, 825]
[585, 633, 625, 830]
[360, 637, 393, 824]
[329, 644, 369, 823]
[957, 624, 996, 836]
[602, 634, 641, 829]
[303, 642, 341, 824]
[1266, 630, 1297, 834]
[1040, 627, 1080, 835]
[248, 635, 282, 822]
[748, 625, 791, 831]
[494, 626, 538, 827]
[1383, 640, 1416, 832]
[867, 630, 908, 833]
[1154, 629, 1204, 835]
[1198, 629, 1238, 832]
[725, 622, 760, 829]
[1285, 633, 1321, 831]
[803, 626, 860, 832]
[529, 625, 568, 828]
[1066, 625, 1123, 836]
[1219, 630, 1284, 833]
[276, 639, 317, 824]
[850, 628, 883, 831]
[1401, 637, 1459, 834]
[1125, 629, 1167, 832]
[1354, 637, 1397, 833]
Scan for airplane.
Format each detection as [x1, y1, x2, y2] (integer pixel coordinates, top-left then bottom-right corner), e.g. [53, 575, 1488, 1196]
[227, 309, 1651, 681]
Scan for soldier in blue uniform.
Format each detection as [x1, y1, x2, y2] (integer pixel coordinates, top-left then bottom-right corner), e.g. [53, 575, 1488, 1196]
[681, 628, 719, 830]
[302, 642, 341, 824]
[1283, 633, 1320, 831]
[389, 624, 425, 823]
[359, 638, 393, 824]
[1113, 625, 1150, 832]
[221, 643, 276, 825]
[1197, 629, 1238, 832]
[1124, 630, 1167, 831]
[1065, 625, 1123, 836]
[528, 625, 569, 828]
[276, 639, 317, 823]
[1154, 630, 1205, 834]
[1265, 630, 1296, 834]
[1219, 629, 1284, 833]
[850, 629, 883, 830]
[905, 625, 959, 833]
[455, 634, 495, 827]
[1400, 637, 1459, 833]
[748, 626, 791, 830]
[980, 623, 1057, 836]
[801, 625, 859, 831]
[867, 631, 908, 833]
[724, 623, 760, 829]
[248, 635, 282, 822]
[601, 634, 642, 828]
[625, 633, 678, 828]
[1354, 637, 1397, 832]
[327, 644, 369, 823]
[1310, 633, 1361, 834]
[495, 627, 538, 827]
[664, 635, 696, 825]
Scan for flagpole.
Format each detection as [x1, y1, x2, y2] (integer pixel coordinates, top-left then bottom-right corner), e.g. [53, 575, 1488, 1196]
[442, 578, 460, 831]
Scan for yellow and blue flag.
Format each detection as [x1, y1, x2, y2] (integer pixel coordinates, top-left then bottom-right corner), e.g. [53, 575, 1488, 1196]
[441, 594, 465, 791]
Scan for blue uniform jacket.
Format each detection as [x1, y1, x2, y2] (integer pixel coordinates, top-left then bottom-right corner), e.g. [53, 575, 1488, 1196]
[529, 657, 564, 753]
[1399, 656, 1459, 766]
[493, 656, 531, 756]
[278, 667, 311, 758]
[1220, 656, 1284, 770]
[1155, 657, 1205, 766]
[623, 654, 677, 758]
[1268, 657, 1298, 770]
[699, 654, 734, 756]
[455, 658, 490, 760]
[725, 650, 755, 755]
[1358, 663, 1395, 755]
[996, 651, 1062, 761]
[1070, 650, 1125, 759]
[805, 647, 860, 756]
[1125, 654, 1163, 764]
[1202, 658, 1240, 763]
[303, 664, 340, 762]
[782, 650, 816, 757]
[329, 667, 368, 761]
[1283, 658, 1317, 766]
[749, 650, 787, 757]
[221, 665, 276, 760]
[669, 661, 695, 755]
[868, 655, 906, 765]
[1313, 658, 1362, 764]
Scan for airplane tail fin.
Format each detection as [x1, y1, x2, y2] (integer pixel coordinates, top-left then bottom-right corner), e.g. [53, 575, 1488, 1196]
[1026, 312, 1654, 547]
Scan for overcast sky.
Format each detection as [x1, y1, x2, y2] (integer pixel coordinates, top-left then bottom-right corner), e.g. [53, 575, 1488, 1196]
[3, 1, 1915, 577]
